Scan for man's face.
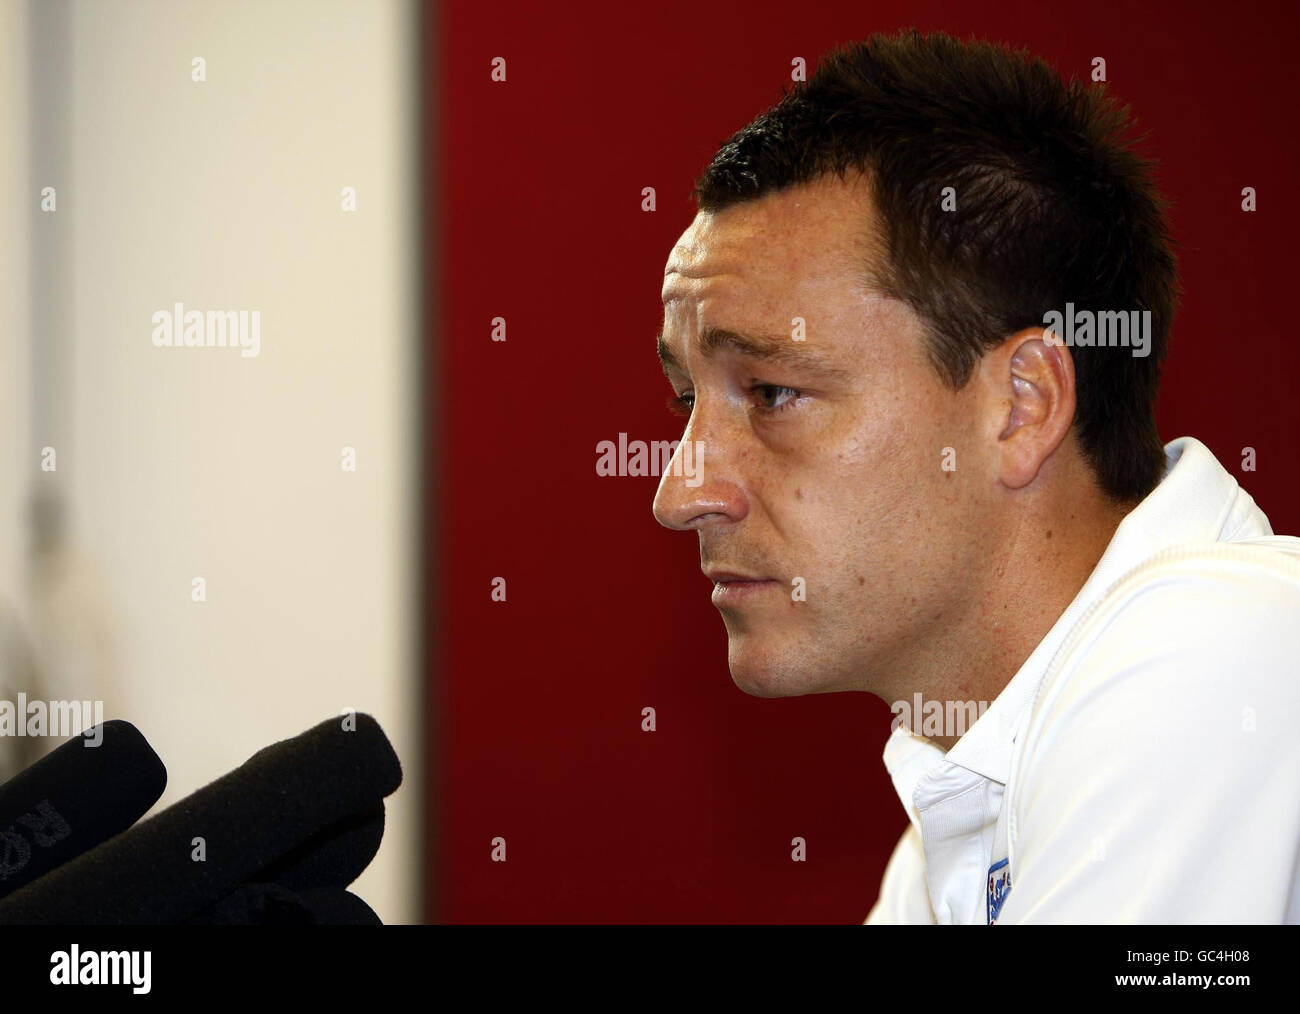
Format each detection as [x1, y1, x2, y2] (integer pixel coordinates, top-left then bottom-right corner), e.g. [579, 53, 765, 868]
[653, 172, 997, 702]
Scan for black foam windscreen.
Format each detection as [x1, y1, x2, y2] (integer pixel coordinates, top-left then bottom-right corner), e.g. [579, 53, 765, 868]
[0, 720, 166, 899]
[0, 713, 400, 924]
[185, 882, 382, 925]
[258, 800, 386, 892]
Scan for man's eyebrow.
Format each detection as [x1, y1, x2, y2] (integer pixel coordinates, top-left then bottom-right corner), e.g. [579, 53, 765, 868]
[656, 325, 849, 380]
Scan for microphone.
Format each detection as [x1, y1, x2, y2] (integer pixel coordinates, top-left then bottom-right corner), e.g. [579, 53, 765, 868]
[0, 720, 166, 898]
[180, 802, 389, 924]
[0, 713, 400, 924]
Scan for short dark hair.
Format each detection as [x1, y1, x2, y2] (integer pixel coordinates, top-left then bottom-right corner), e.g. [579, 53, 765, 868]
[691, 29, 1180, 503]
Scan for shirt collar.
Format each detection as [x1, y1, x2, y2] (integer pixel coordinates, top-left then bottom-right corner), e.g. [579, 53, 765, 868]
[882, 436, 1272, 806]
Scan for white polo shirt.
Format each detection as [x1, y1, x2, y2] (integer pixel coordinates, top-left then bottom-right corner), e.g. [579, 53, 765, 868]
[865, 436, 1300, 924]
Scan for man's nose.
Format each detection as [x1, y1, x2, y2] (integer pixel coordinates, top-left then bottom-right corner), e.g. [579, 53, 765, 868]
[651, 430, 747, 531]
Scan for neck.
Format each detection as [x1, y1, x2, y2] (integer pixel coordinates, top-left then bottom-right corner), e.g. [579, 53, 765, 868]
[902, 480, 1134, 753]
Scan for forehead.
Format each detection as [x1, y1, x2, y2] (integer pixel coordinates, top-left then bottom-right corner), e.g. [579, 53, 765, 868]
[662, 172, 880, 315]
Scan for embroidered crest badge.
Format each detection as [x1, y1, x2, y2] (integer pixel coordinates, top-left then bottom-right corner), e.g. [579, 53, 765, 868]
[987, 858, 1012, 924]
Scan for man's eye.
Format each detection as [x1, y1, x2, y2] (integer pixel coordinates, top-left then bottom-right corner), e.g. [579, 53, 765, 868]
[666, 392, 694, 418]
[667, 387, 800, 418]
[753, 384, 800, 413]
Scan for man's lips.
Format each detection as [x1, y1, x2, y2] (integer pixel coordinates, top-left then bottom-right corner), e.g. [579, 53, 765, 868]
[704, 569, 781, 604]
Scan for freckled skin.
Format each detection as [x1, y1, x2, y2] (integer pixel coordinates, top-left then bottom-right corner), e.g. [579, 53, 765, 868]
[652, 172, 1130, 750]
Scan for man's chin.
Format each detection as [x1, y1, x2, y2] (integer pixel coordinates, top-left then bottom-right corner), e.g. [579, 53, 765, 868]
[724, 627, 868, 697]
[726, 640, 817, 698]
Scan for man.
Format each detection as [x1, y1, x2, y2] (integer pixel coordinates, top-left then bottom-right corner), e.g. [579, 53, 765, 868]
[651, 30, 1300, 924]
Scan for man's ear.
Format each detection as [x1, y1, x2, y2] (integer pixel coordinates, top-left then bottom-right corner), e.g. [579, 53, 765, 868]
[980, 326, 1077, 490]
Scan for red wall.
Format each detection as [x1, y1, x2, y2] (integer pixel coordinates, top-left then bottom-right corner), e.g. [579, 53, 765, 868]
[428, 0, 1300, 922]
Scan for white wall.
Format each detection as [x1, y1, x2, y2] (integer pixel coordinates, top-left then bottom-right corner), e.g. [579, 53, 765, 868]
[13, 0, 421, 923]
[0, 0, 38, 785]
[0, 2, 30, 601]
